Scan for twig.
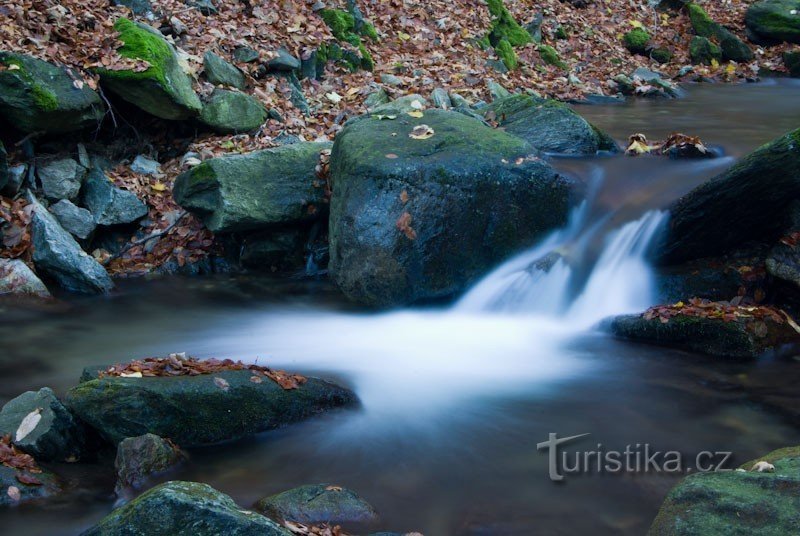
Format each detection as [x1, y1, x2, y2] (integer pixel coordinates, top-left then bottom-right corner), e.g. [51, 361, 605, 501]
[104, 211, 189, 264]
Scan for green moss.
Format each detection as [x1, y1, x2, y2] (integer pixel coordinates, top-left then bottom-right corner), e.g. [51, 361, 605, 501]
[318, 8, 376, 73]
[361, 21, 379, 41]
[651, 47, 673, 64]
[476, 35, 492, 49]
[623, 27, 650, 53]
[555, 25, 568, 40]
[486, 0, 532, 47]
[319, 9, 356, 42]
[690, 35, 722, 65]
[358, 42, 375, 71]
[1, 57, 59, 111]
[538, 44, 567, 70]
[688, 3, 716, 38]
[103, 18, 170, 85]
[495, 39, 518, 69]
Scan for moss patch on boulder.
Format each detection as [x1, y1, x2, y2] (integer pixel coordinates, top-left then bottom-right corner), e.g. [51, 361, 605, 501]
[746, 0, 800, 44]
[199, 89, 267, 133]
[623, 28, 651, 54]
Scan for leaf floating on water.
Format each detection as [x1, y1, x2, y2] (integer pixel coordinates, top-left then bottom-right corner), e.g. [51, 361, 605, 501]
[7, 486, 20, 502]
[625, 133, 651, 155]
[409, 125, 435, 140]
[213, 377, 230, 392]
[407, 110, 424, 118]
[15, 409, 41, 443]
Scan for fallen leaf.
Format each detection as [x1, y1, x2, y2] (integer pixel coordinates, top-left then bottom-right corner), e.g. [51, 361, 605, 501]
[396, 212, 417, 240]
[250, 375, 263, 384]
[152, 182, 167, 192]
[15, 409, 41, 443]
[400, 190, 409, 204]
[409, 125, 435, 140]
[16, 473, 42, 486]
[213, 377, 230, 392]
[385, 153, 399, 159]
[120, 371, 143, 378]
[407, 110, 424, 118]
[325, 485, 343, 492]
[7, 486, 20, 502]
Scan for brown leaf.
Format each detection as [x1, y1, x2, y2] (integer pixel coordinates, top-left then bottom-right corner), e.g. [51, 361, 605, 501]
[396, 212, 417, 240]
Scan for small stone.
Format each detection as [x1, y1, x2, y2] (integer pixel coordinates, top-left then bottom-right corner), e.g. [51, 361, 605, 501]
[487, 80, 511, 101]
[380, 73, 403, 86]
[49, 199, 96, 240]
[3, 164, 27, 196]
[199, 89, 268, 134]
[266, 48, 301, 71]
[234, 46, 260, 63]
[130, 155, 162, 176]
[38, 158, 84, 201]
[364, 88, 390, 110]
[186, 0, 217, 15]
[256, 484, 379, 526]
[431, 88, 451, 110]
[82, 168, 148, 226]
[115, 434, 186, 495]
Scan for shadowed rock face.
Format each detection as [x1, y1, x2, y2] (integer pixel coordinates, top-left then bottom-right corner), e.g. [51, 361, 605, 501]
[329, 108, 582, 307]
[256, 484, 379, 526]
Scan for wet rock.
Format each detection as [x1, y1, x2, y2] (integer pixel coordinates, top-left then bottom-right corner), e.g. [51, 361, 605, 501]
[82, 168, 148, 226]
[746, 0, 800, 44]
[0, 52, 104, 134]
[329, 109, 580, 306]
[369, 94, 428, 115]
[199, 89, 267, 134]
[203, 51, 246, 89]
[115, 434, 186, 494]
[785, 49, 800, 77]
[81, 481, 290, 536]
[256, 484, 379, 526]
[431, 88, 451, 109]
[38, 158, 85, 202]
[240, 229, 307, 272]
[483, 94, 619, 155]
[266, 48, 301, 71]
[49, 200, 95, 240]
[767, 202, 800, 288]
[0, 259, 50, 298]
[130, 155, 161, 176]
[0, 465, 60, 507]
[29, 195, 113, 294]
[658, 127, 800, 265]
[649, 445, 800, 535]
[98, 19, 201, 120]
[3, 164, 26, 196]
[688, 3, 753, 62]
[65, 368, 357, 447]
[379, 73, 403, 86]
[609, 313, 797, 358]
[0, 387, 87, 462]
[173, 142, 331, 233]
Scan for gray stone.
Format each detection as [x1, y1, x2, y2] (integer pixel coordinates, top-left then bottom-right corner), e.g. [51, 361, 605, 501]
[187, 0, 217, 15]
[266, 48, 301, 71]
[369, 94, 428, 115]
[380, 73, 403, 86]
[0, 259, 50, 298]
[0, 141, 6, 192]
[49, 199, 95, 240]
[203, 51, 246, 89]
[0, 52, 105, 134]
[38, 158, 84, 201]
[363, 88, 389, 110]
[112, 0, 152, 15]
[29, 195, 113, 294]
[0, 387, 87, 462]
[767, 202, 800, 288]
[82, 168, 148, 226]
[130, 155, 162, 176]
[3, 164, 26, 196]
[431, 88, 451, 109]
[81, 481, 290, 536]
[487, 80, 511, 101]
[115, 434, 186, 494]
[234, 46, 260, 63]
[173, 142, 331, 233]
[200, 89, 267, 134]
[256, 484, 379, 526]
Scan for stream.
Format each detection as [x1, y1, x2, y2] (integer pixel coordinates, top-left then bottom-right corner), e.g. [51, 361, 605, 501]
[2, 79, 800, 535]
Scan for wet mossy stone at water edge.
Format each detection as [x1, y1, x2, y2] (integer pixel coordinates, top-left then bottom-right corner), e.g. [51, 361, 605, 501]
[115, 434, 186, 494]
[0, 52, 104, 134]
[484, 94, 619, 155]
[199, 89, 267, 134]
[688, 3, 753, 62]
[256, 484, 379, 526]
[690, 36, 722, 65]
[98, 18, 201, 120]
[746, 0, 800, 44]
[648, 446, 800, 535]
[81, 481, 291, 536]
[173, 141, 331, 233]
[329, 109, 582, 306]
[65, 368, 356, 446]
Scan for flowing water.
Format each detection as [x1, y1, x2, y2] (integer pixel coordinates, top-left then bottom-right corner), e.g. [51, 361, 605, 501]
[3, 80, 800, 535]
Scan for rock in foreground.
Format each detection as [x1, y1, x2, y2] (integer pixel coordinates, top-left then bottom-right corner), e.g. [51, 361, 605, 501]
[256, 484, 379, 526]
[115, 434, 186, 495]
[329, 109, 580, 306]
[65, 365, 356, 447]
[81, 481, 290, 536]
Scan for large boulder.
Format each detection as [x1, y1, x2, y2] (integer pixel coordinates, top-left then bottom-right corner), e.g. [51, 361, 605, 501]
[65, 368, 356, 447]
[0, 52, 104, 134]
[82, 168, 148, 226]
[29, 195, 113, 294]
[199, 89, 267, 134]
[658, 128, 800, 265]
[81, 481, 290, 536]
[483, 94, 619, 155]
[329, 109, 581, 306]
[98, 18, 201, 120]
[115, 434, 185, 494]
[173, 142, 331, 233]
[256, 484, 379, 526]
[746, 0, 800, 44]
[688, 3, 753, 62]
[0, 259, 50, 298]
[649, 446, 800, 535]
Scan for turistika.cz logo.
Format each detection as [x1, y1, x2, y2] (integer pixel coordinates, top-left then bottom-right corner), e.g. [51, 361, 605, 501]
[536, 433, 733, 482]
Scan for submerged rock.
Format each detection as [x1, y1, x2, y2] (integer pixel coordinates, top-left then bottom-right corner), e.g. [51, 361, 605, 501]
[649, 445, 800, 535]
[115, 434, 186, 494]
[173, 142, 331, 233]
[0, 387, 87, 462]
[65, 368, 357, 446]
[0, 52, 104, 134]
[81, 481, 290, 536]
[746, 0, 800, 44]
[256, 484, 379, 526]
[49, 200, 95, 240]
[203, 51, 246, 89]
[329, 109, 580, 306]
[199, 89, 267, 134]
[0, 259, 50, 298]
[82, 168, 148, 226]
[483, 94, 619, 155]
[98, 19, 201, 120]
[38, 158, 85, 202]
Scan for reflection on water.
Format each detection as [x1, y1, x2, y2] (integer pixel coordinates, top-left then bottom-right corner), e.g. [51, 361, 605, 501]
[3, 80, 800, 535]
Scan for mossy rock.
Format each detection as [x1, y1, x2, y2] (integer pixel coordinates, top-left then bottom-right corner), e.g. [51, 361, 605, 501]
[623, 28, 651, 54]
[746, 0, 800, 44]
[98, 18, 201, 120]
[649, 446, 800, 535]
[318, 8, 376, 72]
[173, 141, 331, 233]
[651, 47, 673, 64]
[484, 94, 619, 155]
[203, 51, 246, 89]
[690, 36, 722, 65]
[65, 368, 357, 447]
[256, 484, 379, 526]
[328, 109, 582, 306]
[538, 44, 567, 69]
[199, 89, 267, 134]
[81, 481, 290, 536]
[688, 3, 753, 62]
[785, 49, 800, 76]
[495, 39, 518, 69]
[0, 52, 104, 134]
[486, 0, 532, 47]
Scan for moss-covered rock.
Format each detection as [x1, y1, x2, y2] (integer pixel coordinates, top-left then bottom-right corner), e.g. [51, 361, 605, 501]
[650, 47, 673, 64]
[746, 0, 800, 44]
[658, 128, 800, 264]
[484, 94, 619, 155]
[256, 484, 379, 526]
[318, 7, 376, 73]
[538, 44, 567, 69]
[690, 36, 722, 65]
[648, 446, 800, 535]
[173, 141, 331, 233]
[486, 0, 532, 47]
[98, 18, 201, 120]
[81, 481, 290, 536]
[115, 434, 186, 494]
[784, 49, 800, 76]
[199, 89, 267, 134]
[328, 109, 581, 306]
[688, 3, 753, 62]
[495, 39, 518, 70]
[0, 52, 104, 134]
[65, 367, 356, 447]
[203, 51, 246, 89]
[623, 28, 651, 54]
